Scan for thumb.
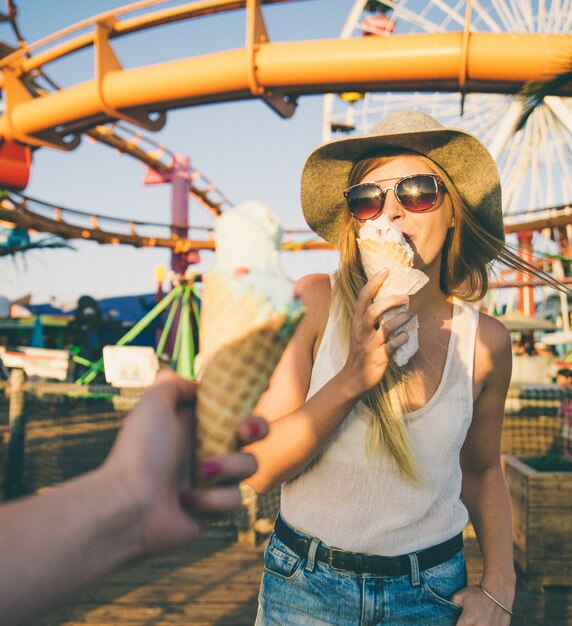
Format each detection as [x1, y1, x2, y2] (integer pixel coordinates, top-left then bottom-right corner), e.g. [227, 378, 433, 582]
[451, 589, 466, 607]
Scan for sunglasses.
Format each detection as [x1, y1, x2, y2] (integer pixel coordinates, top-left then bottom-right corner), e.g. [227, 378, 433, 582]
[344, 173, 443, 221]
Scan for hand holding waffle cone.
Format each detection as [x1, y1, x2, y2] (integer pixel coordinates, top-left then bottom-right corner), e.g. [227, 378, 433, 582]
[193, 202, 304, 485]
[357, 216, 428, 366]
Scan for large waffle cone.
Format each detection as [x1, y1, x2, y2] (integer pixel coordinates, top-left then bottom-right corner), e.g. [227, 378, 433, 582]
[193, 270, 303, 483]
[199, 271, 266, 362]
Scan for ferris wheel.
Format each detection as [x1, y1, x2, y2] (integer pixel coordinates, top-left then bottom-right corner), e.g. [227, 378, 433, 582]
[322, 0, 572, 223]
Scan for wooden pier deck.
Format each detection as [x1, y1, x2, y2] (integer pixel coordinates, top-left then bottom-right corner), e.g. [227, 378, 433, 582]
[34, 528, 571, 626]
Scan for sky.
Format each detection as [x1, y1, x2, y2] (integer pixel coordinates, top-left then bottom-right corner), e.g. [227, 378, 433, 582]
[2, 1, 569, 310]
[0, 0, 356, 306]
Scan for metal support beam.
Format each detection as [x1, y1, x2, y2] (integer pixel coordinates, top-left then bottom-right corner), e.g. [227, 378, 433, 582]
[245, 0, 296, 118]
[1, 32, 569, 147]
[94, 19, 166, 131]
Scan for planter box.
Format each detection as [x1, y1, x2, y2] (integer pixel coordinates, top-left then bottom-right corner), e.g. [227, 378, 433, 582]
[503, 455, 572, 590]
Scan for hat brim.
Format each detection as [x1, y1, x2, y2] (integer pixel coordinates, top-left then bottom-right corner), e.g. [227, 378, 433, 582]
[301, 126, 504, 245]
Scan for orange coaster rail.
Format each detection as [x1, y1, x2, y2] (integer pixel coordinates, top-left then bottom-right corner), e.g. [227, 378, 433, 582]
[0, 193, 332, 252]
[86, 124, 232, 216]
[0, 0, 570, 150]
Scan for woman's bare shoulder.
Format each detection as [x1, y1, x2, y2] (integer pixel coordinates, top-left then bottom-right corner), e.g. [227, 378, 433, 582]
[476, 311, 511, 356]
[475, 310, 512, 385]
[294, 273, 332, 334]
[295, 273, 332, 309]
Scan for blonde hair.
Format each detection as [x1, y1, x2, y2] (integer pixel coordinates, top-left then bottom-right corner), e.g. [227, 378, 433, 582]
[333, 149, 564, 480]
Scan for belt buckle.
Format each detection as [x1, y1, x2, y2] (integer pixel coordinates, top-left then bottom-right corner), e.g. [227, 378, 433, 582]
[328, 548, 349, 572]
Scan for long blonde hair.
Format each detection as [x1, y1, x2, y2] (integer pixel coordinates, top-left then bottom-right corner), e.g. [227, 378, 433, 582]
[333, 149, 565, 480]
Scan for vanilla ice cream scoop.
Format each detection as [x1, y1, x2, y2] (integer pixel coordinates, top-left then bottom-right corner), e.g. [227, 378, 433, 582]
[211, 200, 295, 321]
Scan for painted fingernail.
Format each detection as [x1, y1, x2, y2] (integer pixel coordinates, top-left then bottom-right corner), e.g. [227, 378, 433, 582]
[248, 421, 262, 439]
[179, 492, 199, 508]
[200, 460, 222, 478]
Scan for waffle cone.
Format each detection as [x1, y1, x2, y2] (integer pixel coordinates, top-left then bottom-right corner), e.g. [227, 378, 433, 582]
[193, 270, 303, 482]
[358, 239, 428, 300]
[198, 271, 267, 363]
[357, 238, 428, 367]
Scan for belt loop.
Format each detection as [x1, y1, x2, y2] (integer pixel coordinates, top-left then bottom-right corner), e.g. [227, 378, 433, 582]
[408, 552, 421, 586]
[305, 537, 320, 572]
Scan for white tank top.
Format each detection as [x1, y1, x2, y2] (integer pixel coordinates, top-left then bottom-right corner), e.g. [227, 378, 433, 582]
[281, 288, 478, 556]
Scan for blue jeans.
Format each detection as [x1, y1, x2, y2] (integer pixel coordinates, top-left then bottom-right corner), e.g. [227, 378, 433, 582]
[255, 526, 466, 625]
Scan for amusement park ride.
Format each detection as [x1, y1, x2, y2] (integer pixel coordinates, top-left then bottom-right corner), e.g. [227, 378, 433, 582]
[0, 0, 570, 358]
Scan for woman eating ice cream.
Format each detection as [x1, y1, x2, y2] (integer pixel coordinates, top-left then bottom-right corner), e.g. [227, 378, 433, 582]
[246, 110, 566, 626]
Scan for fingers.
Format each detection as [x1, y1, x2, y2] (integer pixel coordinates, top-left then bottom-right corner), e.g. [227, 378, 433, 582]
[365, 299, 410, 335]
[150, 368, 197, 407]
[235, 417, 268, 446]
[179, 450, 259, 520]
[385, 329, 409, 352]
[198, 452, 258, 484]
[181, 485, 242, 515]
[355, 269, 388, 318]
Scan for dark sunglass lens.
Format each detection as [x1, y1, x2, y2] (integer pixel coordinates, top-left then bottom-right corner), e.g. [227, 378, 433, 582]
[397, 175, 438, 212]
[347, 185, 384, 220]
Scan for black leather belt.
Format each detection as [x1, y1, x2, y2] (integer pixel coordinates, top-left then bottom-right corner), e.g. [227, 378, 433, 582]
[274, 515, 463, 577]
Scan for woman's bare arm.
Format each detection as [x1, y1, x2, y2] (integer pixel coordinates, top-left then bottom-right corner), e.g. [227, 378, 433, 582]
[246, 270, 412, 492]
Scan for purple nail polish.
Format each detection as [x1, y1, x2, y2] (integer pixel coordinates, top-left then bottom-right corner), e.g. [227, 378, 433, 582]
[179, 492, 198, 508]
[248, 421, 261, 438]
[200, 460, 222, 478]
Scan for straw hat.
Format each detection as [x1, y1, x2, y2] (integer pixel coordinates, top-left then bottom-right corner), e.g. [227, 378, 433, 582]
[301, 110, 504, 245]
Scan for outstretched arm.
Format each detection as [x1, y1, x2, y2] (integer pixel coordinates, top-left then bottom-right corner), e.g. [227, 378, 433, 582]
[0, 369, 267, 626]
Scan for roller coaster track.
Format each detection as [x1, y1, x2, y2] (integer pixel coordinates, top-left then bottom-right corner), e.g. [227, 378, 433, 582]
[0, 0, 570, 151]
[85, 123, 232, 217]
[0, 0, 570, 249]
[0, 192, 333, 252]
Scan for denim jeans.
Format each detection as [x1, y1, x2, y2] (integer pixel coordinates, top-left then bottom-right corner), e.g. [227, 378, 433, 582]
[255, 526, 466, 625]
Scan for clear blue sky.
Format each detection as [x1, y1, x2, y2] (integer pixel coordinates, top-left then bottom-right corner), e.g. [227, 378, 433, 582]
[1, 0, 354, 305]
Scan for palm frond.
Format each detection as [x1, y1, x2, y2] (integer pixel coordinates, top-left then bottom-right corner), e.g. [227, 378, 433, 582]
[0, 235, 74, 257]
[514, 55, 572, 132]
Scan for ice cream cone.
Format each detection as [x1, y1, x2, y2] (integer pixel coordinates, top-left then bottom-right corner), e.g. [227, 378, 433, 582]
[358, 240, 428, 301]
[195, 313, 297, 464]
[357, 217, 429, 366]
[192, 201, 304, 484]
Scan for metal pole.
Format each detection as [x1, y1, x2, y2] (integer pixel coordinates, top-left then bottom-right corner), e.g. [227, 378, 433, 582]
[3, 368, 27, 499]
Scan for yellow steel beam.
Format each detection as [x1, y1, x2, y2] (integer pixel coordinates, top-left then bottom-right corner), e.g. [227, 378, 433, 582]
[1, 31, 570, 147]
[0, 0, 295, 75]
[93, 19, 166, 131]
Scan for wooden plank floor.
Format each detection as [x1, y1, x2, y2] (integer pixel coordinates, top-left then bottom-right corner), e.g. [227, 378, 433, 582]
[33, 528, 572, 626]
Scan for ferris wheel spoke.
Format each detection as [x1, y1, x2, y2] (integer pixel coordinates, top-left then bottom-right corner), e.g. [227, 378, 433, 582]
[509, 0, 532, 32]
[564, 0, 572, 32]
[471, 0, 503, 31]
[547, 0, 564, 33]
[503, 132, 533, 214]
[529, 117, 544, 207]
[542, 111, 560, 209]
[538, 0, 547, 32]
[342, 0, 368, 38]
[483, 0, 517, 32]
[545, 97, 572, 136]
[389, 2, 447, 33]
[487, 100, 523, 161]
[425, 0, 466, 29]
